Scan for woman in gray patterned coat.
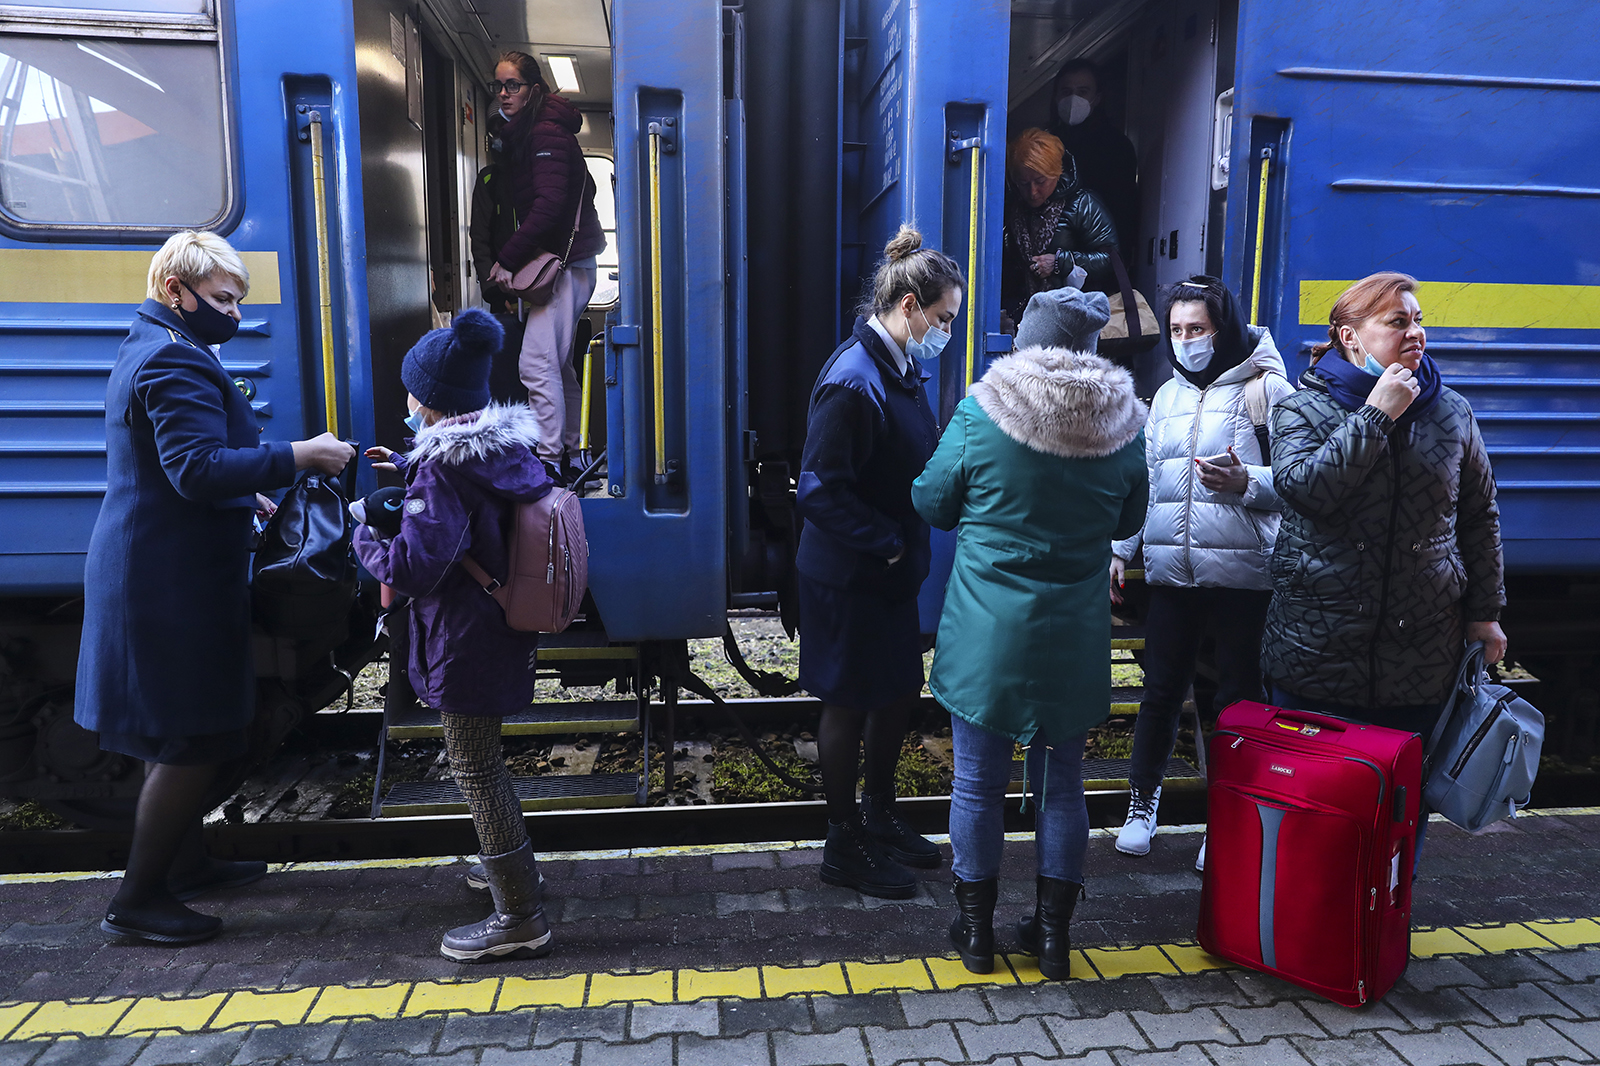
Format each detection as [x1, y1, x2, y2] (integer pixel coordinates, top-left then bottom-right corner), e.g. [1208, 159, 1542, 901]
[1261, 273, 1506, 753]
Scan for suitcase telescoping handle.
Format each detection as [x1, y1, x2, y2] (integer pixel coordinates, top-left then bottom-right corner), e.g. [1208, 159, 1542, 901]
[1260, 704, 1352, 738]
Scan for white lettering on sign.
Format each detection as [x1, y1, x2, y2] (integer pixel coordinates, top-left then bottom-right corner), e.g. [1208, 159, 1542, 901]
[1269, 764, 1295, 777]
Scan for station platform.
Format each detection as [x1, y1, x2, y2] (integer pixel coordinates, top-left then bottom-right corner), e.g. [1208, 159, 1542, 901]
[2, 808, 1599, 1066]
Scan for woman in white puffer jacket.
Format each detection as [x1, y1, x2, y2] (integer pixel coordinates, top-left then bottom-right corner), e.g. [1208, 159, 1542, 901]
[1108, 276, 1294, 863]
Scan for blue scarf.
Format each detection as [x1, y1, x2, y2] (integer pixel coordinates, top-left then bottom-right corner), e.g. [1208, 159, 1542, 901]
[1310, 353, 1443, 427]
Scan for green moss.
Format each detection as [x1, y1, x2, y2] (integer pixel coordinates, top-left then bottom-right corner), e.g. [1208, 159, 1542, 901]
[0, 801, 68, 831]
[893, 735, 951, 797]
[710, 743, 818, 803]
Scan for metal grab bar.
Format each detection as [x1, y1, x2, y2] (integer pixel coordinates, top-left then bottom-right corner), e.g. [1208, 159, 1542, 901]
[307, 111, 338, 436]
[1249, 145, 1273, 326]
[964, 141, 982, 388]
[579, 334, 603, 453]
[647, 128, 668, 484]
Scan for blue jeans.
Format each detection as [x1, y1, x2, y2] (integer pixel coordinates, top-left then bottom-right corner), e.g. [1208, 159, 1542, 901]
[949, 716, 1088, 884]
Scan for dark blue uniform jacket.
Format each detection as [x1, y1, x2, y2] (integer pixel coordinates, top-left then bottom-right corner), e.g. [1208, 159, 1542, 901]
[75, 300, 296, 739]
[795, 317, 940, 604]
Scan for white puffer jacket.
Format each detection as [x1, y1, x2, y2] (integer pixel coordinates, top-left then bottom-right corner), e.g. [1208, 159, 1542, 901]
[1113, 327, 1295, 590]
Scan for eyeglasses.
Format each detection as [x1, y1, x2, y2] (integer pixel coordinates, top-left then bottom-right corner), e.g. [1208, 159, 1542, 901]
[489, 79, 532, 96]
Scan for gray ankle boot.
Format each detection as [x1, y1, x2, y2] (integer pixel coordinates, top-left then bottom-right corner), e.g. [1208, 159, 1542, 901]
[440, 841, 552, 962]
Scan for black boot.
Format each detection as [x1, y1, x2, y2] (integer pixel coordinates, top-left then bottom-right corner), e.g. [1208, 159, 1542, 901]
[948, 878, 998, 974]
[860, 793, 942, 869]
[440, 841, 552, 962]
[821, 819, 916, 899]
[1017, 875, 1083, 980]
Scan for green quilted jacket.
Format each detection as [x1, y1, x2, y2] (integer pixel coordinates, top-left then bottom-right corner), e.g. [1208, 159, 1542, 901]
[1260, 370, 1504, 710]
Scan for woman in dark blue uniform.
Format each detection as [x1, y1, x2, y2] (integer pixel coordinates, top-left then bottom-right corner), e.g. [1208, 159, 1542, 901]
[75, 231, 354, 943]
[797, 225, 965, 898]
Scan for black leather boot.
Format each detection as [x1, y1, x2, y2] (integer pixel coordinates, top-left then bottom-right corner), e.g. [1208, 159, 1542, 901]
[820, 818, 916, 899]
[948, 878, 998, 974]
[860, 793, 942, 869]
[1017, 875, 1083, 980]
[440, 841, 552, 962]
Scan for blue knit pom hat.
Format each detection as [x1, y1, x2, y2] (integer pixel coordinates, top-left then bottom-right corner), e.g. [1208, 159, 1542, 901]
[400, 308, 503, 415]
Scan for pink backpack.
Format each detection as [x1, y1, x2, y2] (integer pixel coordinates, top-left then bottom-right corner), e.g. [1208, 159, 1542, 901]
[461, 487, 588, 633]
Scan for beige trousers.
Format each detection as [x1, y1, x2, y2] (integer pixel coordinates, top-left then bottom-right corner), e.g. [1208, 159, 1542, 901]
[517, 265, 597, 460]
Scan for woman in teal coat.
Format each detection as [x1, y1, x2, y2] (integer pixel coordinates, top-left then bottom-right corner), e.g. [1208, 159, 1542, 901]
[913, 288, 1147, 979]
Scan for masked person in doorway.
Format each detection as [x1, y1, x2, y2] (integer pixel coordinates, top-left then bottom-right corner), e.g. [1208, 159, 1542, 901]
[78, 230, 354, 943]
[796, 225, 963, 899]
[1050, 58, 1139, 265]
[485, 51, 605, 484]
[1109, 277, 1293, 868]
[1001, 128, 1119, 328]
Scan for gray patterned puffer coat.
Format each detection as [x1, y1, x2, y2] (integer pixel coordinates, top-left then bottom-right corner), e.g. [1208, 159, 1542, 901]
[1260, 370, 1504, 710]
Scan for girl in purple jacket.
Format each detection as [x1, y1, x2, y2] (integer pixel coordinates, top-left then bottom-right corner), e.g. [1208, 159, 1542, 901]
[354, 309, 555, 961]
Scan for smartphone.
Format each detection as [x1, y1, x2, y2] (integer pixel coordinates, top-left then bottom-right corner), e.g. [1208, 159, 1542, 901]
[1198, 451, 1238, 466]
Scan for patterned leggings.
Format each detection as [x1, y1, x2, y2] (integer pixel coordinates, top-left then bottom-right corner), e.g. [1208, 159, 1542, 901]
[440, 712, 528, 859]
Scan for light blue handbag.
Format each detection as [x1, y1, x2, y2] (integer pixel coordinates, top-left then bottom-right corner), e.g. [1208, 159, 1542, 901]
[1423, 642, 1544, 833]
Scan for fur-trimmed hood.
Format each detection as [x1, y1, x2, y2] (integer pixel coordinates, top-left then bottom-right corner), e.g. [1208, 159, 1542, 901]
[405, 402, 549, 501]
[971, 347, 1147, 458]
[409, 402, 539, 465]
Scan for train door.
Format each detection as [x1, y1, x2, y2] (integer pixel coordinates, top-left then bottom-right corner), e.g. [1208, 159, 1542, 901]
[846, 0, 1011, 633]
[1220, 0, 1600, 581]
[597, 0, 732, 639]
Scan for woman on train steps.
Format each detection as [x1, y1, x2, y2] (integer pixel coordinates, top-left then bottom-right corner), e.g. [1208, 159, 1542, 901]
[484, 50, 605, 485]
[797, 225, 962, 899]
[915, 288, 1148, 977]
[78, 230, 353, 944]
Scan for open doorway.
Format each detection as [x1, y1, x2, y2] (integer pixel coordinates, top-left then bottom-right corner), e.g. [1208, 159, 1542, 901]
[1007, 0, 1241, 393]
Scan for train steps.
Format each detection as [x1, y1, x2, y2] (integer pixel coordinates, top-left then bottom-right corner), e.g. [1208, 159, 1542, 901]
[373, 566, 1207, 817]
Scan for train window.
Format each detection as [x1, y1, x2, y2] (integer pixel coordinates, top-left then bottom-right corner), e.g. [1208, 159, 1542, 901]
[0, 32, 229, 231]
[6, 0, 207, 10]
[586, 154, 618, 309]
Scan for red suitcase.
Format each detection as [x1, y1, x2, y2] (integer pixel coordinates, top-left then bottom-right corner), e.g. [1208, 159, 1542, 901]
[1197, 701, 1423, 1007]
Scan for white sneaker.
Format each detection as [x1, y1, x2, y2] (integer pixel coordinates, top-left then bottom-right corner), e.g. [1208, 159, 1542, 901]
[1195, 837, 1207, 872]
[1115, 785, 1161, 856]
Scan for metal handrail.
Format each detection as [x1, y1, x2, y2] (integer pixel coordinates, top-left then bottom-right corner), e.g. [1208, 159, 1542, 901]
[580, 334, 603, 452]
[308, 111, 338, 435]
[963, 141, 982, 388]
[1249, 145, 1273, 326]
[647, 128, 667, 483]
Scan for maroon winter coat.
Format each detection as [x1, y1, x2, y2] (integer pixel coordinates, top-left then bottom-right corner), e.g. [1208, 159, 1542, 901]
[353, 404, 553, 716]
[496, 94, 605, 273]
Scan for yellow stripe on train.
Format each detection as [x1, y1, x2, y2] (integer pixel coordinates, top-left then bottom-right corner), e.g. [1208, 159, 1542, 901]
[1300, 280, 1600, 331]
[0, 250, 281, 305]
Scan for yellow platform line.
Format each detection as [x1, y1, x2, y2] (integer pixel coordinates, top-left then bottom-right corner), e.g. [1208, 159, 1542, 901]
[3, 914, 1597, 1041]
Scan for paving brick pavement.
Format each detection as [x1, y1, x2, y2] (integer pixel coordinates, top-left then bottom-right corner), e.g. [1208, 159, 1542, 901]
[1, 812, 1599, 1062]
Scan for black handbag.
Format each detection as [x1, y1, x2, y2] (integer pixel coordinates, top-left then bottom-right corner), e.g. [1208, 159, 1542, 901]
[251, 469, 357, 643]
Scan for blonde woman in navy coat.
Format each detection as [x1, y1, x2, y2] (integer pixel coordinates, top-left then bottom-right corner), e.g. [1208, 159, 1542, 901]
[75, 231, 353, 944]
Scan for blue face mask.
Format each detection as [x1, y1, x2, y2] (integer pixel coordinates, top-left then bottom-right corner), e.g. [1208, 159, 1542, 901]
[905, 304, 951, 364]
[1364, 353, 1387, 376]
[404, 409, 424, 434]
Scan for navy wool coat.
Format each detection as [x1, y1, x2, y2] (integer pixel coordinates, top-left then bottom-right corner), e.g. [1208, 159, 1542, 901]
[75, 301, 296, 739]
[795, 317, 940, 602]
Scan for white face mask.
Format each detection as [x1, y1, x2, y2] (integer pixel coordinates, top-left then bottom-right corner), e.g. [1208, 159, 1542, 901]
[1172, 334, 1215, 372]
[1057, 95, 1092, 126]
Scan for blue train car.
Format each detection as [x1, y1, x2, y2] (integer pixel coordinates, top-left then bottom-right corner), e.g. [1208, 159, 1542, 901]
[0, 0, 1596, 822]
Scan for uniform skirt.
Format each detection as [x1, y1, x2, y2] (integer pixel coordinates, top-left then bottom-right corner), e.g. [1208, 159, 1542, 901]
[797, 575, 924, 710]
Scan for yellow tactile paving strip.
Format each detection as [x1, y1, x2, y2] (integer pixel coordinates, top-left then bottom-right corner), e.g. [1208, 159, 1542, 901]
[2, 917, 1598, 1041]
